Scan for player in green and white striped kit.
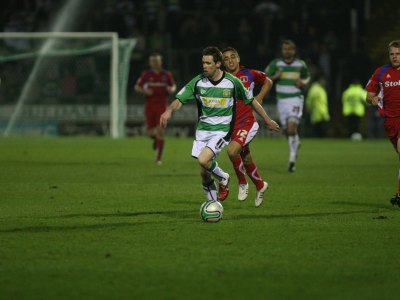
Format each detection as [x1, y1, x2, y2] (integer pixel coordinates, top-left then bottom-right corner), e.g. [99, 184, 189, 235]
[161, 46, 279, 202]
[265, 40, 310, 172]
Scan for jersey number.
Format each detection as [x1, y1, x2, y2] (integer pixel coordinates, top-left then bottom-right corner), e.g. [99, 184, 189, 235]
[292, 106, 300, 114]
[236, 129, 248, 142]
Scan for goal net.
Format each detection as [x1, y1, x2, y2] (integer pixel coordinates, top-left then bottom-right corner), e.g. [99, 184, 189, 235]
[0, 32, 136, 137]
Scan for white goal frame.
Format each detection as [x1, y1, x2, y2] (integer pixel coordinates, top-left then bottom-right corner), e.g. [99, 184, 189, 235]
[0, 32, 127, 138]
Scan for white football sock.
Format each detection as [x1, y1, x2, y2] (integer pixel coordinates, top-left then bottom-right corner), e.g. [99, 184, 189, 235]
[208, 160, 228, 182]
[288, 134, 299, 163]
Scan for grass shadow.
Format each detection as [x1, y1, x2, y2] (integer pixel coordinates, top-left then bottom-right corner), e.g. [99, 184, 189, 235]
[330, 200, 397, 210]
[0, 210, 195, 233]
[232, 209, 381, 220]
[0, 221, 153, 233]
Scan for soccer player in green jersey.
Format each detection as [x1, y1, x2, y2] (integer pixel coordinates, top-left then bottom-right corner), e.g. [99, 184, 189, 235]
[160, 46, 279, 203]
[265, 40, 310, 172]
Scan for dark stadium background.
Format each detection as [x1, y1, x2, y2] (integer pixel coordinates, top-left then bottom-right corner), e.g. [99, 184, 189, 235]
[0, 0, 395, 137]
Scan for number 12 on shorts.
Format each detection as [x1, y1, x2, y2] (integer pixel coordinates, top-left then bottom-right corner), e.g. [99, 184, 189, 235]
[236, 129, 248, 142]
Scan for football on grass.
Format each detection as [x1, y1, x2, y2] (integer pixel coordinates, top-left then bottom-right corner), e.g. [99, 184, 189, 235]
[200, 201, 223, 222]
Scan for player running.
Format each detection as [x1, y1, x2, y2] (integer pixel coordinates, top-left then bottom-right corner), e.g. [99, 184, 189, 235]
[366, 40, 400, 206]
[134, 52, 176, 165]
[265, 40, 310, 172]
[160, 46, 279, 203]
[222, 47, 278, 207]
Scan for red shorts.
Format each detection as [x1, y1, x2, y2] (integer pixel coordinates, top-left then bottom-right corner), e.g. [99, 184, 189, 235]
[231, 121, 259, 147]
[384, 117, 400, 151]
[145, 104, 166, 130]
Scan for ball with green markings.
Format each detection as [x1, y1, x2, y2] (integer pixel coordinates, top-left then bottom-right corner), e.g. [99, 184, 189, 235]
[200, 201, 223, 222]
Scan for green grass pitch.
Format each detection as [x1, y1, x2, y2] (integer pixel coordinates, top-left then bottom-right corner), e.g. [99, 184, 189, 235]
[1, 136, 400, 300]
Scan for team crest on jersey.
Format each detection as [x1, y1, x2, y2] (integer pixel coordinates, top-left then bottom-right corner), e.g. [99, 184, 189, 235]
[386, 74, 391, 79]
[200, 88, 207, 95]
[223, 89, 231, 97]
[245, 83, 254, 98]
[240, 76, 248, 83]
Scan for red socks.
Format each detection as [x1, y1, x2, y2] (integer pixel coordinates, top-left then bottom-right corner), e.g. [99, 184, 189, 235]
[231, 155, 264, 190]
[156, 138, 164, 162]
[245, 162, 264, 191]
[231, 156, 247, 185]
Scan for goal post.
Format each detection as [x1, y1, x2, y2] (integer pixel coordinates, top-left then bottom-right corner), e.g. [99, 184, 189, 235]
[0, 32, 136, 138]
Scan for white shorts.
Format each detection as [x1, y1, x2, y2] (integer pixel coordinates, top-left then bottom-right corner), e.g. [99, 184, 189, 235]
[191, 130, 229, 158]
[277, 97, 304, 128]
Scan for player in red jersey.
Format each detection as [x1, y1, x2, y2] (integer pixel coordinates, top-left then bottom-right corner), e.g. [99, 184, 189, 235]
[222, 47, 278, 207]
[366, 40, 400, 206]
[134, 52, 176, 165]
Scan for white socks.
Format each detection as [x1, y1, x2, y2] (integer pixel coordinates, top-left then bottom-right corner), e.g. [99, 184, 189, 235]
[208, 160, 228, 182]
[288, 134, 299, 163]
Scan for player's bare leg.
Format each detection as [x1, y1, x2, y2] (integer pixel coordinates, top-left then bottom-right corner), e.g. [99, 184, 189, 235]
[154, 125, 165, 165]
[147, 127, 157, 150]
[198, 147, 229, 201]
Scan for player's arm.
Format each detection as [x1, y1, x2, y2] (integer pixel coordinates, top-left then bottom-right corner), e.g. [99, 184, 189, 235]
[160, 99, 182, 128]
[134, 83, 153, 96]
[134, 73, 153, 96]
[235, 76, 278, 131]
[166, 72, 177, 95]
[265, 62, 281, 81]
[251, 100, 280, 132]
[166, 83, 177, 95]
[270, 71, 282, 82]
[254, 77, 273, 104]
[296, 75, 310, 88]
[366, 91, 381, 106]
[296, 63, 310, 88]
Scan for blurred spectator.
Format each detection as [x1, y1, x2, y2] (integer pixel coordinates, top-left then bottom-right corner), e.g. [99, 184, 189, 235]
[178, 15, 202, 49]
[237, 17, 253, 48]
[306, 75, 330, 137]
[3, 13, 31, 51]
[148, 28, 167, 52]
[341, 79, 368, 140]
[253, 0, 280, 15]
[130, 27, 146, 59]
[318, 43, 331, 79]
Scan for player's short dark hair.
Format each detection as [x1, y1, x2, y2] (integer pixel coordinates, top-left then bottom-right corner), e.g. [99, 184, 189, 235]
[149, 51, 162, 58]
[202, 46, 223, 63]
[388, 40, 400, 50]
[222, 46, 239, 55]
[282, 39, 296, 49]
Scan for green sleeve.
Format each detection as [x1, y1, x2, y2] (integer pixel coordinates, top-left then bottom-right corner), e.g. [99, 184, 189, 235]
[175, 75, 201, 104]
[265, 60, 277, 76]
